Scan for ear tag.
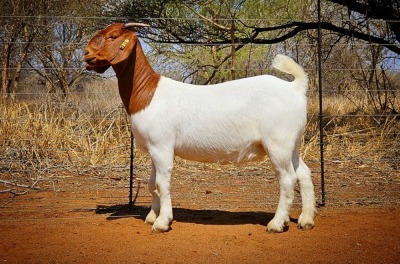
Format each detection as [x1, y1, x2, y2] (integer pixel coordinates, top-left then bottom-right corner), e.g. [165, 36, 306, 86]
[119, 39, 130, 50]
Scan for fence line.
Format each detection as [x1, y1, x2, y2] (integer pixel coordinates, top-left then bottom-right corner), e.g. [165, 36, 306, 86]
[1, 15, 399, 23]
[1, 14, 399, 213]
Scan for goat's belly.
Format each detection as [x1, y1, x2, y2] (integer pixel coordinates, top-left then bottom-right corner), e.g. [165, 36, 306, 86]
[174, 141, 267, 164]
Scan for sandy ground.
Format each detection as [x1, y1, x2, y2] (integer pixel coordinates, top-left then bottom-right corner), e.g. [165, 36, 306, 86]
[1, 190, 399, 264]
[1, 160, 399, 263]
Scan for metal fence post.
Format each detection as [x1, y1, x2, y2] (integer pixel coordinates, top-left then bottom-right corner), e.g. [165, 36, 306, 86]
[317, 0, 326, 206]
[128, 132, 135, 209]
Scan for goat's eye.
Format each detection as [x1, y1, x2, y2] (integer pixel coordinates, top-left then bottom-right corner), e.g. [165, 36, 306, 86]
[107, 36, 117, 41]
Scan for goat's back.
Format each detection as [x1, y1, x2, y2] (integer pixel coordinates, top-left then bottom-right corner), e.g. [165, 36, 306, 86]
[130, 75, 308, 163]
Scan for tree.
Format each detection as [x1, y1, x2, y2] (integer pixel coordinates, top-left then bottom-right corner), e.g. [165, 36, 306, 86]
[26, 0, 106, 98]
[0, 0, 37, 99]
[108, 0, 399, 55]
[28, 16, 89, 96]
[327, 0, 400, 43]
[0, 0, 105, 99]
[104, 0, 309, 84]
[104, 0, 398, 113]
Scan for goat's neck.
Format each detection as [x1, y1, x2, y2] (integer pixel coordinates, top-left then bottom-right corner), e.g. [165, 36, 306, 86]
[113, 42, 160, 115]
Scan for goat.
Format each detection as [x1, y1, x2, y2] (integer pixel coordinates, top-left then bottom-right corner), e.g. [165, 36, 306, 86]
[84, 23, 316, 233]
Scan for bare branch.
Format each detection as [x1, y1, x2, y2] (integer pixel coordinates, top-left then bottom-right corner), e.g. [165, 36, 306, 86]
[1, 178, 41, 196]
[326, 0, 400, 42]
[182, 2, 230, 31]
[254, 21, 400, 55]
[148, 21, 399, 55]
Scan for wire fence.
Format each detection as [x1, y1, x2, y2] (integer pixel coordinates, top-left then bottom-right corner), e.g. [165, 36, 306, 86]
[1, 13, 400, 223]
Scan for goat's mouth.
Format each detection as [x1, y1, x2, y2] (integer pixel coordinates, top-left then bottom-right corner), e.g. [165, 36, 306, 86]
[84, 56, 110, 73]
[85, 57, 100, 67]
[85, 61, 111, 73]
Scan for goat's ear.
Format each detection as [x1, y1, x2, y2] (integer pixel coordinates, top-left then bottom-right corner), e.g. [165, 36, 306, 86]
[110, 31, 135, 66]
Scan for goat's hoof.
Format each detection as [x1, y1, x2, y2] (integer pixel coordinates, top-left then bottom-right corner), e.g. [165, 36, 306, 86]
[297, 223, 314, 231]
[145, 218, 154, 225]
[267, 228, 283, 233]
[267, 216, 289, 233]
[297, 213, 315, 231]
[151, 225, 171, 233]
[267, 221, 285, 233]
[145, 211, 157, 225]
[151, 218, 172, 233]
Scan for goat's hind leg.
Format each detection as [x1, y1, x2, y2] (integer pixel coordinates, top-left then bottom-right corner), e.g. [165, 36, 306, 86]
[296, 157, 316, 230]
[267, 153, 298, 233]
[268, 167, 297, 232]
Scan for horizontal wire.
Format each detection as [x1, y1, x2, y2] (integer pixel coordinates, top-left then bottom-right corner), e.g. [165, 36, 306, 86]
[0, 137, 397, 143]
[3, 69, 400, 73]
[0, 168, 132, 174]
[0, 138, 130, 142]
[0, 117, 128, 121]
[1, 157, 398, 167]
[0, 147, 131, 153]
[324, 114, 399, 117]
[1, 138, 398, 145]
[0, 15, 398, 23]
[4, 93, 397, 98]
[2, 40, 399, 46]
[0, 92, 120, 95]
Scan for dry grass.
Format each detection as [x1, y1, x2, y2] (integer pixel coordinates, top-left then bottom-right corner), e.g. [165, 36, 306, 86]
[305, 94, 399, 170]
[0, 79, 131, 179]
[0, 81, 399, 185]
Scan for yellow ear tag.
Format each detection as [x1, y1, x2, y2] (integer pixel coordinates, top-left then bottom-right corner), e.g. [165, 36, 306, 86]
[119, 39, 130, 50]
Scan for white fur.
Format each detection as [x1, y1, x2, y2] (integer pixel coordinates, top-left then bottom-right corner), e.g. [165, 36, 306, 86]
[131, 54, 316, 232]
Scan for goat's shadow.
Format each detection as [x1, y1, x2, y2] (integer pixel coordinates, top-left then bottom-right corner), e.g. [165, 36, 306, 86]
[95, 204, 298, 227]
[94, 180, 297, 227]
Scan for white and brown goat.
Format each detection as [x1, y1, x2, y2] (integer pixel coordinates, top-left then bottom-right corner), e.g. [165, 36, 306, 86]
[84, 23, 316, 233]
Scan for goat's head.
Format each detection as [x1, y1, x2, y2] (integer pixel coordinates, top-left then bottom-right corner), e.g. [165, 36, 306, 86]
[84, 22, 149, 73]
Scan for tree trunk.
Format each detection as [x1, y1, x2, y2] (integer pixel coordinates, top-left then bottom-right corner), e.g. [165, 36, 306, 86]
[1, 43, 9, 100]
[230, 20, 236, 80]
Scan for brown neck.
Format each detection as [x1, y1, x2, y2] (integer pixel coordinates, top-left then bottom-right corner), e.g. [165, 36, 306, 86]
[112, 41, 160, 115]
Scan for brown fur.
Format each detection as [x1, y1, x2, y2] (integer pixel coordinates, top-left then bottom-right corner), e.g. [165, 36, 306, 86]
[84, 23, 160, 114]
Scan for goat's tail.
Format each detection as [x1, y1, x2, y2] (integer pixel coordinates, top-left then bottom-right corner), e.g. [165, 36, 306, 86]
[272, 54, 308, 94]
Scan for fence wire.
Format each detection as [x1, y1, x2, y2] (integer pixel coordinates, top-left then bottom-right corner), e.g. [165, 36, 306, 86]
[1, 14, 399, 223]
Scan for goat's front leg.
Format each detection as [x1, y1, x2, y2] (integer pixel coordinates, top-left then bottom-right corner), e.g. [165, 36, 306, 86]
[148, 149, 174, 232]
[145, 164, 159, 225]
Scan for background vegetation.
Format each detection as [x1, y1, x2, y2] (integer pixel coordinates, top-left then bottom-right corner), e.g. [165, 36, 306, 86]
[0, 1, 399, 190]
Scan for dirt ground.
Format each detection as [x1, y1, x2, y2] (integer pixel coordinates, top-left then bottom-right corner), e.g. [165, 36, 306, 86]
[1, 159, 399, 263]
[1, 189, 399, 264]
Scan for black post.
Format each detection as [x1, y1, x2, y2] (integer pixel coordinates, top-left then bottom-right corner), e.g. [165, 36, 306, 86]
[317, 0, 326, 206]
[128, 132, 134, 209]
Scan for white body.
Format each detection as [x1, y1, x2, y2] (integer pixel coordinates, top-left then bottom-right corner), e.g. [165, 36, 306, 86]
[130, 55, 316, 232]
[132, 75, 306, 163]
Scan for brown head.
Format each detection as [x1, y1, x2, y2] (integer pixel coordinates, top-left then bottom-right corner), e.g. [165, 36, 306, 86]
[84, 23, 160, 115]
[84, 22, 149, 73]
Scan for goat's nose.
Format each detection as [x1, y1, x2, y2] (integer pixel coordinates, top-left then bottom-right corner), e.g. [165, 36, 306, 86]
[84, 48, 91, 56]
